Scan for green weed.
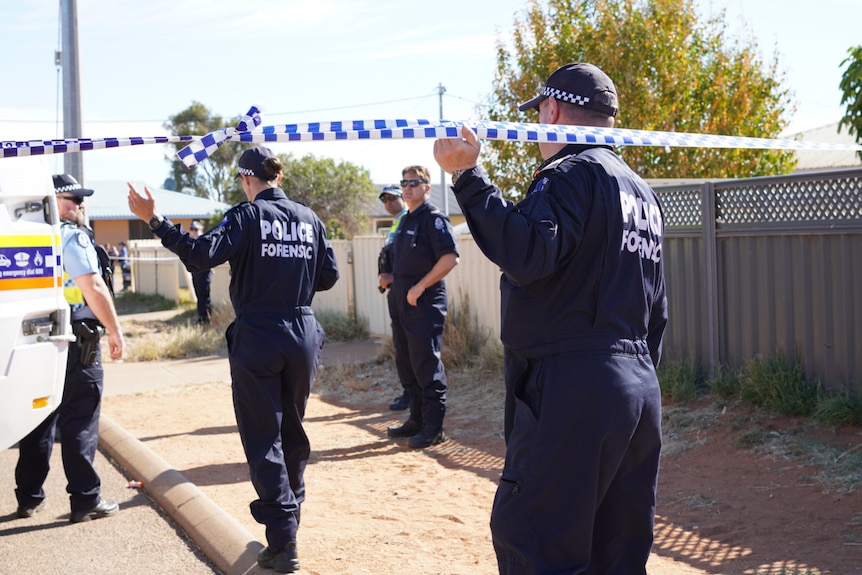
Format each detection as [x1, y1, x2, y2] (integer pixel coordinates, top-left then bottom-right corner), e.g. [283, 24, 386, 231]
[709, 364, 741, 399]
[657, 356, 702, 402]
[739, 353, 821, 417]
[315, 310, 370, 342]
[442, 292, 493, 369]
[814, 389, 862, 426]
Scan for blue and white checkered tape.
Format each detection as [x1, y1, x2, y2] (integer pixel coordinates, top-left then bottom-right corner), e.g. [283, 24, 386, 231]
[2, 135, 196, 158]
[2, 105, 861, 166]
[175, 105, 263, 166]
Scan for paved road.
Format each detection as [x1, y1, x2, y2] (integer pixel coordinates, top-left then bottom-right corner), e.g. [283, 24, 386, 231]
[0, 310, 380, 575]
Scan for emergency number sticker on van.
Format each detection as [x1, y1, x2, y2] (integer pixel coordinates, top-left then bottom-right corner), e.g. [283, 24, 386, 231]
[0, 234, 61, 291]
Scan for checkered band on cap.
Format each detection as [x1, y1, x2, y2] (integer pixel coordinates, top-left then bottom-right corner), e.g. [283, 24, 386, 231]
[55, 183, 85, 193]
[237, 167, 256, 176]
[541, 86, 617, 116]
[543, 86, 591, 107]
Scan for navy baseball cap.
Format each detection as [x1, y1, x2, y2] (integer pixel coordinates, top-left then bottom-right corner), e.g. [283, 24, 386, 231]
[379, 184, 402, 199]
[52, 174, 95, 197]
[236, 146, 277, 179]
[518, 62, 618, 117]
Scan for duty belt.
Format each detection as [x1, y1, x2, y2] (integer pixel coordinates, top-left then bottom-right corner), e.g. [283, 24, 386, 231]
[234, 305, 314, 317]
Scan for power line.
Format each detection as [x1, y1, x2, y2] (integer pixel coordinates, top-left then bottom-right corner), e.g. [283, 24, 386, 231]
[0, 92, 480, 125]
[266, 94, 435, 117]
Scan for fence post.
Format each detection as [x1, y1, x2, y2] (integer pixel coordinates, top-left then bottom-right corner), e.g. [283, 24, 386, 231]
[701, 181, 719, 379]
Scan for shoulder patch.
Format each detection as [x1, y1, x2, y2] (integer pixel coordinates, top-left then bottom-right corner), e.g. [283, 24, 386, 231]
[434, 217, 445, 230]
[75, 230, 91, 248]
[528, 176, 551, 197]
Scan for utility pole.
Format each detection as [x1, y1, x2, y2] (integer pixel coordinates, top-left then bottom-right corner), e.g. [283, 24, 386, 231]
[437, 82, 448, 215]
[60, 0, 84, 183]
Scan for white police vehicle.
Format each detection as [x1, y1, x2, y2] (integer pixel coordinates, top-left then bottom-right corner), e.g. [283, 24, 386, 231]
[0, 156, 73, 451]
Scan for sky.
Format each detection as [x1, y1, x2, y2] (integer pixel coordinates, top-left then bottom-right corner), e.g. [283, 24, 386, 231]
[0, 0, 860, 188]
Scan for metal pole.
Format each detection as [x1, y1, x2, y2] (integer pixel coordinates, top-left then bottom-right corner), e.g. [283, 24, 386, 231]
[437, 83, 448, 215]
[60, 0, 84, 183]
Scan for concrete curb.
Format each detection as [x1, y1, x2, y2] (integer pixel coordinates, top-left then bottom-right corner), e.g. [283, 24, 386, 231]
[99, 414, 266, 575]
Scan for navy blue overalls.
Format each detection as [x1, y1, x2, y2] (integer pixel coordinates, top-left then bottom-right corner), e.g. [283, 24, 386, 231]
[15, 221, 107, 515]
[155, 188, 338, 550]
[451, 145, 668, 575]
[387, 201, 458, 434]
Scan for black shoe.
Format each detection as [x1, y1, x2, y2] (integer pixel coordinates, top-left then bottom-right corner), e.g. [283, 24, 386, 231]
[70, 497, 119, 523]
[388, 393, 409, 411]
[257, 542, 300, 573]
[16, 500, 46, 518]
[408, 429, 446, 449]
[387, 419, 422, 438]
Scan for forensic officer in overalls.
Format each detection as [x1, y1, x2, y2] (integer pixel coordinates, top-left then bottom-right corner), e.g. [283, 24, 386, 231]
[385, 165, 459, 449]
[435, 63, 668, 574]
[15, 174, 125, 523]
[128, 146, 338, 574]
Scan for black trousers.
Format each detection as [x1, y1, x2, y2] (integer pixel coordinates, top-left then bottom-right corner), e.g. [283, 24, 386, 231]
[226, 313, 323, 550]
[191, 270, 212, 322]
[490, 347, 662, 575]
[15, 339, 104, 514]
[388, 286, 448, 432]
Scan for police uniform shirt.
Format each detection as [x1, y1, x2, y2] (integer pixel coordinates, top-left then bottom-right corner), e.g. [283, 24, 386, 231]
[452, 144, 667, 364]
[154, 187, 338, 312]
[61, 221, 100, 320]
[390, 202, 458, 287]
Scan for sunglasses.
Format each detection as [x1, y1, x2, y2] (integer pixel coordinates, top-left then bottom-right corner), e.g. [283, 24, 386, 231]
[57, 194, 84, 205]
[380, 195, 401, 204]
[400, 179, 427, 188]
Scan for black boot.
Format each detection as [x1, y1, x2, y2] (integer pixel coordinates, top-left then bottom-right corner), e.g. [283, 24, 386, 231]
[388, 393, 409, 411]
[387, 419, 421, 438]
[257, 541, 300, 573]
[408, 428, 446, 449]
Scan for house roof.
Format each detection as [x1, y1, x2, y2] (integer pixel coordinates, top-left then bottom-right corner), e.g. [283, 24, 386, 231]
[791, 123, 862, 172]
[85, 180, 231, 221]
[86, 180, 461, 222]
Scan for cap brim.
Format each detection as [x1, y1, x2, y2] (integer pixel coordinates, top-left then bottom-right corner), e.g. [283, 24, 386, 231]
[59, 188, 94, 197]
[518, 95, 546, 112]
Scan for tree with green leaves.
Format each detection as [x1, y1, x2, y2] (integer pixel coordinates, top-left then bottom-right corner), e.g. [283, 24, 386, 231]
[485, 0, 796, 197]
[278, 153, 378, 239]
[839, 46, 862, 162]
[164, 104, 378, 237]
[164, 102, 245, 203]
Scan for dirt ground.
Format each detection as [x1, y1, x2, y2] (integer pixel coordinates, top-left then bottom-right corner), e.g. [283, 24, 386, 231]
[101, 352, 862, 575]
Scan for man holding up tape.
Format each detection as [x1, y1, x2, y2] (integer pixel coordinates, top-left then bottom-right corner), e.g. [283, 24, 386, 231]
[434, 62, 668, 574]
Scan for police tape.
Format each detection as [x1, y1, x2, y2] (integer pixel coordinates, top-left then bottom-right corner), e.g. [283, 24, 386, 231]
[3, 105, 861, 168]
[109, 255, 178, 262]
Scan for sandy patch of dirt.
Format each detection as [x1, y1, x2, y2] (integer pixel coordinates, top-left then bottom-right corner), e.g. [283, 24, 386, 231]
[102, 351, 862, 575]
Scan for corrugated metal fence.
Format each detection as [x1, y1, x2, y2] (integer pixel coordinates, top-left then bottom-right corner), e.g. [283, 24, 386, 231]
[657, 168, 862, 392]
[129, 167, 862, 393]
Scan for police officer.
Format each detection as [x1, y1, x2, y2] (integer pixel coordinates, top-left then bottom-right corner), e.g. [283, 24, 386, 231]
[376, 184, 409, 411]
[434, 63, 668, 574]
[15, 174, 124, 523]
[385, 165, 459, 449]
[128, 146, 338, 574]
[187, 220, 212, 324]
